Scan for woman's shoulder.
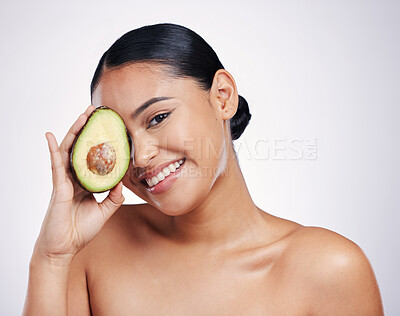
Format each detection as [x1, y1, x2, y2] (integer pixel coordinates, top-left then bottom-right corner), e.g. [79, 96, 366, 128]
[283, 224, 369, 273]
[274, 220, 383, 314]
[79, 203, 161, 255]
[265, 213, 371, 269]
[285, 224, 364, 257]
[100, 202, 163, 227]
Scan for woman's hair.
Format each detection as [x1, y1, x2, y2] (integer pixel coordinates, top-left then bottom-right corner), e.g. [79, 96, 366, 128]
[90, 23, 251, 140]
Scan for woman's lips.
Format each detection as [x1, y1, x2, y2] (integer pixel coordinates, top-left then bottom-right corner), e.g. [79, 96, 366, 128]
[142, 159, 185, 194]
[137, 158, 184, 182]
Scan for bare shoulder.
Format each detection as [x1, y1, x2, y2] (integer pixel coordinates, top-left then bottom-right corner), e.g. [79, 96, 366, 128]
[82, 202, 170, 260]
[67, 203, 152, 315]
[282, 226, 384, 315]
[84, 203, 160, 249]
[70, 204, 149, 260]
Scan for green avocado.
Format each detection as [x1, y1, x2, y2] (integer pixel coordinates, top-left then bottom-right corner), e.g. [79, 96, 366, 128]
[70, 106, 131, 193]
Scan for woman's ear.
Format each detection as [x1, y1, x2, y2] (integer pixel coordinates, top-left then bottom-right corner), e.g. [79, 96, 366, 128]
[210, 69, 239, 121]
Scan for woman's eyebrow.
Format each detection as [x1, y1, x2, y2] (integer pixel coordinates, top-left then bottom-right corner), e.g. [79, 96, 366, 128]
[131, 96, 174, 119]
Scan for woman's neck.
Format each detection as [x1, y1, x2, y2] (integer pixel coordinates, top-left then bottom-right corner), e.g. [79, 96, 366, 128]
[169, 147, 268, 250]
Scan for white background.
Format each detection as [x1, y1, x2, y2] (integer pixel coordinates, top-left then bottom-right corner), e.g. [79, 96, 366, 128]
[1, 0, 399, 314]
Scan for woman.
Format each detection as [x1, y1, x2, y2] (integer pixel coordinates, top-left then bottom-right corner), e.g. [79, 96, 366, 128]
[23, 23, 384, 315]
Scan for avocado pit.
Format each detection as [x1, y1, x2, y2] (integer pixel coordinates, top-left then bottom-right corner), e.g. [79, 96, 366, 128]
[87, 142, 116, 176]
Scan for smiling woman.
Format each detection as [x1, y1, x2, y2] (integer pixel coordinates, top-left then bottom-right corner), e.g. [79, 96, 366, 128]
[23, 23, 384, 315]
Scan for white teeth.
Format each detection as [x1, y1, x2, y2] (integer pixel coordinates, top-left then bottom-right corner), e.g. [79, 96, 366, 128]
[151, 176, 159, 186]
[168, 163, 176, 172]
[144, 159, 185, 188]
[163, 167, 171, 177]
[156, 172, 165, 181]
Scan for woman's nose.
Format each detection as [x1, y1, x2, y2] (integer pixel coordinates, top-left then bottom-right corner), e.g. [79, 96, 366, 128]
[130, 133, 159, 168]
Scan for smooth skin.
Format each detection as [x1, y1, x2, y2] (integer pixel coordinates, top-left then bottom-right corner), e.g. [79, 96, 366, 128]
[23, 63, 384, 315]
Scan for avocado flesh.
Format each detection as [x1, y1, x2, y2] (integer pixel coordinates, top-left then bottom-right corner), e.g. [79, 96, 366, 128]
[71, 106, 130, 193]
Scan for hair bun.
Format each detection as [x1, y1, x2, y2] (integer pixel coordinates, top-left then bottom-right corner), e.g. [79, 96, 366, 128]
[230, 95, 251, 140]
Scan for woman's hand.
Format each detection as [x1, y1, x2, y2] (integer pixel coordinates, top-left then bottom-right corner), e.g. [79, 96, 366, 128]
[34, 105, 125, 264]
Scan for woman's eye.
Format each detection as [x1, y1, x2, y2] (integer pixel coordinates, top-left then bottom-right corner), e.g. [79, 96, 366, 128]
[148, 113, 170, 127]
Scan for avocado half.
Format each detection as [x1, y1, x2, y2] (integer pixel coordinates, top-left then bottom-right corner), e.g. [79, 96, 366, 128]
[70, 106, 131, 193]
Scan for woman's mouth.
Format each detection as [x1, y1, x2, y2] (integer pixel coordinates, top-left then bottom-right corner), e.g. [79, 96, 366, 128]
[139, 158, 186, 194]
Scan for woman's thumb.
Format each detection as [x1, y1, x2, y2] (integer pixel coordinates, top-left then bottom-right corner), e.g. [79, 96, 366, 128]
[99, 182, 125, 221]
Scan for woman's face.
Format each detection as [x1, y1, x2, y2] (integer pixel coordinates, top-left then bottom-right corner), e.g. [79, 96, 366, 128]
[91, 63, 230, 215]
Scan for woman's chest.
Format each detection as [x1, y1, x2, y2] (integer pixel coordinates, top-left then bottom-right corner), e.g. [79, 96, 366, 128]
[86, 248, 311, 315]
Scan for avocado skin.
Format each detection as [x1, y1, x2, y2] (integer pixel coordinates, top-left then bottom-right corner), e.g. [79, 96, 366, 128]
[69, 106, 131, 193]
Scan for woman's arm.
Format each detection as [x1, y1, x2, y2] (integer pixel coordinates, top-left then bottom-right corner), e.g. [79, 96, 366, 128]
[22, 105, 124, 315]
[23, 248, 92, 316]
[23, 250, 73, 316]
[67, 248, 92, 315]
